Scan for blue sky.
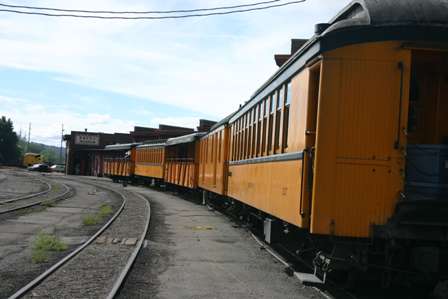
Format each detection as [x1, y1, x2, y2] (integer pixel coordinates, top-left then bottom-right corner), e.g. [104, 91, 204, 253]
[0, 0, 350, 145]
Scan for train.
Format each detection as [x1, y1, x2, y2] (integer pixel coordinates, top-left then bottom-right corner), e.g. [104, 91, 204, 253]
[22, 153, 43, 167]
[101, 0, 448, 288]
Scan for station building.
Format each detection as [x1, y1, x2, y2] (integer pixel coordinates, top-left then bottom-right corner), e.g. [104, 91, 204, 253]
[64, 120, 215, 176]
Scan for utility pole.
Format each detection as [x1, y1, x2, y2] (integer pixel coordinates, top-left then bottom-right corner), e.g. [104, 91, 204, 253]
[26, 122, 31, 153]
[59, 123, 64, 164]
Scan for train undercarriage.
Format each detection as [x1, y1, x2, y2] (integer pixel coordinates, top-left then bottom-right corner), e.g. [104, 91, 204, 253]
[204, 191, 448, 294]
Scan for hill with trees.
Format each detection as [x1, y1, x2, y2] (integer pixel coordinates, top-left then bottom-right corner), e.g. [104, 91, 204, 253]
[0, 116, 20, 165]
[1, 116, 65, 166]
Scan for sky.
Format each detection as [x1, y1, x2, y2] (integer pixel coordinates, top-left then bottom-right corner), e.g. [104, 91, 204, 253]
[0, 0, 350, 146]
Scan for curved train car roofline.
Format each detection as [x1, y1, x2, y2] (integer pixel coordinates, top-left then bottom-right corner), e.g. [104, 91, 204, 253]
[166, 132, 206, 146]
[136, 142, 166, 149]
[104, 143, 141, 151]
[229, 0, 448, 123]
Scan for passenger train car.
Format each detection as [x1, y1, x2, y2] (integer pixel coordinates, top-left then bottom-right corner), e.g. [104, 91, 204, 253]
[134, 141, 166, 184]
[102, 0, 448, 287]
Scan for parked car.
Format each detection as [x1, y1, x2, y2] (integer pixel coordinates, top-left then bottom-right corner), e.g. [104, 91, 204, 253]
[50, 164, 65, 173]
[27, 164, 51, 172]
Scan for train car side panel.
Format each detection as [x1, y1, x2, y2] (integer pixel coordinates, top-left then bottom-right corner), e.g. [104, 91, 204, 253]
[228, 67, 311, 228]
[198, 126, 229, 195]
[310, 41, 411, 237]
[134, 146, 165, 179]
[228, 160, 302, 226]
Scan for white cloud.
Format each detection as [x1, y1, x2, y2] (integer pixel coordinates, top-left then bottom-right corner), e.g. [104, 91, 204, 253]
[1, 94, 135, 145]
[0, 0, 351, 142]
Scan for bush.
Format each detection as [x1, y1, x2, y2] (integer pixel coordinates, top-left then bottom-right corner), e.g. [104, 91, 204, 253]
[82, 214, 99, 226]
[83, 204, 113, 226]
[32, 232, 67, 263]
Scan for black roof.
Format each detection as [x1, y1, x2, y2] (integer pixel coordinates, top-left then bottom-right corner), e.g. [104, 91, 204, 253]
[326, 0, 448, 33]
[166, 132, 206, 146]
[229, 0, 448, 123]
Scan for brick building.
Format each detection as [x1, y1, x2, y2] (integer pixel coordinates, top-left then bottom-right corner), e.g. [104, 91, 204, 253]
[63, 120, 216, 176]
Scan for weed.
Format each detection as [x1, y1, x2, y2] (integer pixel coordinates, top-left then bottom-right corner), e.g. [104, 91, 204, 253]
[41, 200, 55, 207]
[31, 232, 67, 264]
[82, 214, 99, 225]
[98, 204, 113, 218]
[32, 249, 48, 263]
[82, 204, 113, 226]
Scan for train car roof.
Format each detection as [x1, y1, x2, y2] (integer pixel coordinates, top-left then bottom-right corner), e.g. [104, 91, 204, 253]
[166, 132, 206, 146]
[229, 0, 448, 123]
[104, 143, 140, 151]
[136, 142, 166, 149]
[208, 111, 238, 132]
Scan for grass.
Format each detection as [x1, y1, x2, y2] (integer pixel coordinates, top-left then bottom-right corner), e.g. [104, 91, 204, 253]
[32, 232, 68, 263]
[41, 200, 56, 207]
[82, 214, 99, 226]
[82, 204, 113, 226]
[98, 204, 113, 218]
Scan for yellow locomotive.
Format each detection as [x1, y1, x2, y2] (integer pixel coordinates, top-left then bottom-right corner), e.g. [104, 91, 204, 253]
[22, 153, 42, 167]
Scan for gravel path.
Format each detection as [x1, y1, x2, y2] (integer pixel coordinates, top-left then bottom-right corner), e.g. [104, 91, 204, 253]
[24, 182, 150, 299]
[117, 186, 323, 299]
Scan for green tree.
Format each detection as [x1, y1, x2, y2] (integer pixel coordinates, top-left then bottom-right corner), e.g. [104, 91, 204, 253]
[0, 116, 20, 165]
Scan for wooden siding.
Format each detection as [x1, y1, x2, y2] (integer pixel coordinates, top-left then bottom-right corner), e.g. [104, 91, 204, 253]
[198, 126, 229, 195]
[227, 66, 310, 228]
[134, 146, 165, 179]
[310, 41, 411, 238]
[228, 160, 303, 226]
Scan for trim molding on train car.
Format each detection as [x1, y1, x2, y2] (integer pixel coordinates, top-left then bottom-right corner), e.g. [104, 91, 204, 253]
[229, 151, 303, 166]
[135, 162, 163, 166]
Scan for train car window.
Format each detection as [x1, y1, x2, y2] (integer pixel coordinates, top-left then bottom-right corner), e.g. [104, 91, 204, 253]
[205, 138, 209, 163]
[277, 88, 283, 110]
[218, 131, 221, 163]
[230, 123, 236, 161]
[236, 122, 240, 161]
[268, 115, 273, 153]
[214, 133, 217, 162]
[274, 106, 281, 150]
[270, 94, 275, 113]
[286, 82, 292, 105]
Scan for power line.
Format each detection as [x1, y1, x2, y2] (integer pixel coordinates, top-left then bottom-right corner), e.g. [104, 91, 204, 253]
[0, 0, 283, 14]
[0, 1, 306, 20]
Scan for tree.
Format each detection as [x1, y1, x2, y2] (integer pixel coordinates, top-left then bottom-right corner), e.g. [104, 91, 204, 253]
[0, 116, 20, 165]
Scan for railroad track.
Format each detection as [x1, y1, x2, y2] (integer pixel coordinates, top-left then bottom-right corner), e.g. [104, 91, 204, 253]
[8, 178, 151, 299]
[0, 172, 53, 203]
[0, 178, 52, 204]
[0, 179, 72, 215]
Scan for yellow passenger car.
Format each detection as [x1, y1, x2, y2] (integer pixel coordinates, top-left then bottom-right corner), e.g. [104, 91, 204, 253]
[164, 133, 204, 189]
[220, 0, 448, 283]
[134, 142, 166, 181]
[198, 116, 231, 196]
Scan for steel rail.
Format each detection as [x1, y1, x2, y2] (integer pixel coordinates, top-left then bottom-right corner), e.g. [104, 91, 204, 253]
[0, 182, 71, 215]
[106, 192, 151, 298]
[8, 181, 128, 299]
[0, 178, 52, 204]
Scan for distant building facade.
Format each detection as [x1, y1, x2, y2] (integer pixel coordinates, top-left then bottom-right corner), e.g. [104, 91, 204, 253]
[63, 130, 133, 175]
[63, 120, 216, 176]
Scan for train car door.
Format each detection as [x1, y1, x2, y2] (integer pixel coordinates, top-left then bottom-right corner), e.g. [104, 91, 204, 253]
[300, 62, 321, 227]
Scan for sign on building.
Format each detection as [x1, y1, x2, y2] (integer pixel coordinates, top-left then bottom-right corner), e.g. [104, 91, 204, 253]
[75, 134, 100, 146]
